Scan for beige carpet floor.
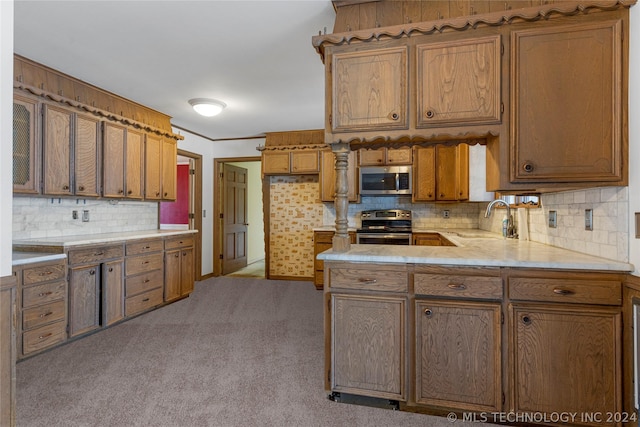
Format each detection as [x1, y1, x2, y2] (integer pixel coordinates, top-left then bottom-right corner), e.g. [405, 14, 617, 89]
[16, 276, 484, 427]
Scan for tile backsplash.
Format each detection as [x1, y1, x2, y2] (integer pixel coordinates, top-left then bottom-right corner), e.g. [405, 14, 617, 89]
[13, 197, 158, 240]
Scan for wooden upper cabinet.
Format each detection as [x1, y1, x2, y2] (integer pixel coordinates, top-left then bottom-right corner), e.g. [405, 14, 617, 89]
[262, 151, 290, 175]
[360, 147, 412, 166]
[42, 104, 73, 196]
[125, 128, 144, 199]
[416, 35, 501, 127]
[145, 134, 162, 200]
[320, 149, 358, 202]
[102, 122, 126, 198]
[162, 138, 177, 200]
[290, 150, 319, 174]
[331, 46, 408, 132]
[262, 150, 320, 175]
[13, 94, 40, 194]
[510, 20, 624, 184]
[413, 144, 469, 202]
[74, 113, 101, 197]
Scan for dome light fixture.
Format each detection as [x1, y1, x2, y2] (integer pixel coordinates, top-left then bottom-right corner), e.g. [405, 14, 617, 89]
[188, 98, 227, 117]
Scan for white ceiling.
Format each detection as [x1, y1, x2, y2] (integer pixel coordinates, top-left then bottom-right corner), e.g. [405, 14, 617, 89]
[13, 0, 336, 141]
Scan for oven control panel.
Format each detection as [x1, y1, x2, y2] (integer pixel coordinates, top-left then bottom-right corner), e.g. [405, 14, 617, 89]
[360, 209, 412, 220]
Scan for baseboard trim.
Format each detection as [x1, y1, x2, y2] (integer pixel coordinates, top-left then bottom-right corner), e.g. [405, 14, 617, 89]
[267, 275, 314, 282]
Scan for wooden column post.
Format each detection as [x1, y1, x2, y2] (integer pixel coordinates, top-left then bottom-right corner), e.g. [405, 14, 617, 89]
[331, 142, 351, 252]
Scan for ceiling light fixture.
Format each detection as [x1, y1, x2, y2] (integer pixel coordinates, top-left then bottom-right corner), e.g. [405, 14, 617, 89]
[188, 98, 227, 117]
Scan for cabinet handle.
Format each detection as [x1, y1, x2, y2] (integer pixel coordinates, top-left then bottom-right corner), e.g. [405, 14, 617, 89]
[94, 252, 104, 256]
[142, 261, 149, 265]
[78, 185, 85, 191]
[143, 246, 151, 249]
[108, 267, 113, 272]
[164, 192, 168, 197]
[38, 291, 53, 297]
[62, 184, 69, 190]
[389, 112, 399, 121]
[522, 162, 534, 173]
[424, 308, 433, 317]
[142, 298, 150, 302]
[522, 315, 532, 325]
[553, 288, 575, 296]
[144, 279, 150, 283]
[174, 254, 179, 258]
[38, 333, 53, 340]
[357, 278, 377, 284]
[447, 283, 467, 291]
[425, 110, 435, 119]
[39, 271, 53, 276]
[89, 270, 96, 275]
[39, 311, 53, 318]
[128, 190, 133, 195]
[118, 189, 124, 194]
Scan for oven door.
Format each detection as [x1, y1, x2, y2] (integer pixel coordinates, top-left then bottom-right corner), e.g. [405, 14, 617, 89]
[356, 233, 412, 245]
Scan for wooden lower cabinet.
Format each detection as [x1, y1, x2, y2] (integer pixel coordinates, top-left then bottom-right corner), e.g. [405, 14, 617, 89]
[510, 304, 621, 425]
[313, 230, 355, 289]
[415, 299, 501, 411]
[164, 235, 195, 302]
[103, 260, 124, 326]
[412, 232, 456, 247]
[0, 274, 16, 427]
[331, 293, 406, 400]
[125, 239, 164, 317]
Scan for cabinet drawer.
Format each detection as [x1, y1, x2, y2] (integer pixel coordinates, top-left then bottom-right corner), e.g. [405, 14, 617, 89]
[126, 239, 163, 256]
[415, 274, 502, 300]
[22, 320, 66, 355]
[328, 263, 408, 292]
[126, 269, 164, 297]
[164, 235, 194, 250]
[508, 277, 621, 305]
[125, 287, 163, 317]
[22, 299, 66, 330]
[69, 244, 123, 265]
[22, 280, 66, 307]
[125, 253, 164, 276]
[23, 262, 66, 285]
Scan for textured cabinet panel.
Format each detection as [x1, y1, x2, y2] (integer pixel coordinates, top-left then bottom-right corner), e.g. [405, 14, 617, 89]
[13, 94, 40, 194]
[74, 113, 101, 197]
[125, 128, 144, 199]
[125, 287, 163, 317]
[42, 104, 72, 195]
[145, 134, 162, 200]
[162, 138, 177, 200]
[103, 122, 126, 197]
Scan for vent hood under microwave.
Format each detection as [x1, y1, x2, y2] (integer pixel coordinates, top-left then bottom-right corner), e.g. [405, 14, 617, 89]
[359, 165, 412, 196]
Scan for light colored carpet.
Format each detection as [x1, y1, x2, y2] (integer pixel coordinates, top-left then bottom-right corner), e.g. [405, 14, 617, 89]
[16, 277, 482, 426]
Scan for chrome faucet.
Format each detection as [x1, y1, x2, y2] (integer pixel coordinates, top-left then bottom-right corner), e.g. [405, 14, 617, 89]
[485, 199, 517, 238]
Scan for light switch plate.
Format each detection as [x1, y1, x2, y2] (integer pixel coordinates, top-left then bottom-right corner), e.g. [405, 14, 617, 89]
[548, 210, 557, 228]
[585, 209, 593, 231]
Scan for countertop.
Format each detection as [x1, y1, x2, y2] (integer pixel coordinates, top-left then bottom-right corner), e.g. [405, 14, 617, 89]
[13, 229, 197, 248]
[12, 251, 67, 267]
[317, 229, 634, 272]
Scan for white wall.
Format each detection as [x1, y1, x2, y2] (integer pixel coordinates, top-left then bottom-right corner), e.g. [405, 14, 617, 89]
[0, 1, 13, 277]
[174, 128, 263, 276]
[629, 6, 640, 275]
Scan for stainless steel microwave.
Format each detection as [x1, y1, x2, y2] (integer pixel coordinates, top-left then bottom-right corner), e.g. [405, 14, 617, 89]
[359, 166, 412, 196]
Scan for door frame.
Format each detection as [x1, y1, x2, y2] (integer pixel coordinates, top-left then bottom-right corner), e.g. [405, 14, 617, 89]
[177, 149, 203, 281]
[213, 156, 261, 277]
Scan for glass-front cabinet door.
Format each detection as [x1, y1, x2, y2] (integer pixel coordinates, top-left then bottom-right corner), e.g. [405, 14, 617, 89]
[13, 94, 40, 194]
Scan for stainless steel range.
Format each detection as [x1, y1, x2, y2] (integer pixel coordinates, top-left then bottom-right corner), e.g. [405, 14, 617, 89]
[356, 209, 412, 245]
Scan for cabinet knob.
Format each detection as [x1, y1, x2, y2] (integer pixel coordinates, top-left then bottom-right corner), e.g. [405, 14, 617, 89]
[89, 270, 96, 276]
[78, 185, 85, 191]
[522, 162, 534, 173]
[425, 110, 435, 119]
[424, 308, 433, 317]
[156, 192, 160, 196]
[389, 112, 399, 121]
[108, 267, 113, 272]
[128, 190, 132, 195]
[164, 192, 168, 197]
[118, 189, 124, 194]
[522, 315, 532, 325]
[63, 185, 69, 190]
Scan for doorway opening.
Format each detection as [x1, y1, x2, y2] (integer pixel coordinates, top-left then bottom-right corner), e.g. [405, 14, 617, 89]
[213, 156, 264, 277]
[160, 149, 203, 281]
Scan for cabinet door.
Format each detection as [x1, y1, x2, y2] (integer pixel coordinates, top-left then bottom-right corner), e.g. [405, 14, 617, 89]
[320, 150, 358, 202]
[162, 138, 177, 200]
[416, 300, 501, 411]
[103, 260, 124, 327]
[386, 147, 412, 165]
[262, 152, 290, 175]
[103, 122, 126, 197]
[290, 150, 319, 174]
[164, 249, 181, 302]
[145, 134, 162, 200]
[412, 146, 436, 202]
[436, 145, 468, 201]
[125, 128, 144, 199]
[179, 248, 194, 296]
[359, 148, 385, 166]
[511, 304, 621, 422]
[331, 293, 405, 400]
[13, 95, 40, 194]
[511, 21, 623, 183]
[417, 35, 501, 127]
[68, 264, 101, 337]
[74, 113, 101, 197]
[332, 46, 408, 132]
[42, 104, 72, 196]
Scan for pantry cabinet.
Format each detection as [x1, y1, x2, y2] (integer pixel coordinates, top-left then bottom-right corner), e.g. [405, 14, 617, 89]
[12, 94, 40, 194]
[413, 144, 469, 202]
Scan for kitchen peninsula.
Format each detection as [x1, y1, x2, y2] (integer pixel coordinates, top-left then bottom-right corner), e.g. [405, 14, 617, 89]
[319, 234, 633, 424]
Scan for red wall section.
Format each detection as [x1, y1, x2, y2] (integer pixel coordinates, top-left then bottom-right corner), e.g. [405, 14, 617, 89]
[160, 164, 189, 224]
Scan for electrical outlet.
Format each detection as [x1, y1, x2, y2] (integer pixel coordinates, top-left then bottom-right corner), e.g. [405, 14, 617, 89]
[443, 210, 450, 219]
[82, 210, 90, 222]
[548, 210, 557, 228]
[585, 209, 593, 231]
[72, 210, 78, 220]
